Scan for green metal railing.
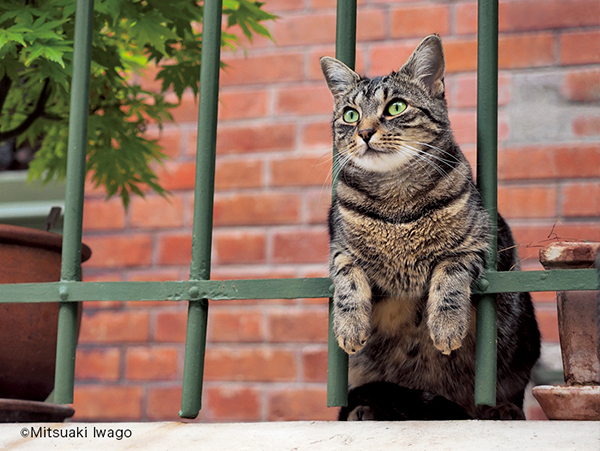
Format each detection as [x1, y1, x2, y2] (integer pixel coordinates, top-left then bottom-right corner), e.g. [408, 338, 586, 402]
[475, 0, 500, 406]
[0, 0, 598, 419]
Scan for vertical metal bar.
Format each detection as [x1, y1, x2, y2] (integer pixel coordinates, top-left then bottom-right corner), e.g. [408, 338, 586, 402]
[327, 0, 356, 408]
[54, 0, 95, 405]
[331, 0, 357, 194]
[179, 0, 222, 419]
[475, 0, 499, 407]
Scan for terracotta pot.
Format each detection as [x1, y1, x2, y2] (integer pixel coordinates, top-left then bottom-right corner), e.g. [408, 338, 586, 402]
[533, 242, 600, 421]
[0, 224, 91, 402]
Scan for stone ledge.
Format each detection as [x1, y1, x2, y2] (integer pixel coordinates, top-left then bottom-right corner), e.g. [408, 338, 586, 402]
[0, 421, 598, 450]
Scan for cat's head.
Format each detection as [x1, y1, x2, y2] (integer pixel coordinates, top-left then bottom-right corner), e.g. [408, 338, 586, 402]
[321, 35, 451, 173]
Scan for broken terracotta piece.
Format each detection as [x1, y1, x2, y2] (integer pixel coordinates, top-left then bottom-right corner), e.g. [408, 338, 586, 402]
[533, 242, 599, 421]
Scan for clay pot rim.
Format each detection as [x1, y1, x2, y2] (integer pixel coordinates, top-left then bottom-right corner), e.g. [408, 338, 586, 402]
[539, 241, 600, 270]
[0, 224, 91, 262]
[0, 398, 75, 416]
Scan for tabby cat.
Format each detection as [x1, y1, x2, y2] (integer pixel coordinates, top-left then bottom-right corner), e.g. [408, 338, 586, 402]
[321, 35, 540, 420]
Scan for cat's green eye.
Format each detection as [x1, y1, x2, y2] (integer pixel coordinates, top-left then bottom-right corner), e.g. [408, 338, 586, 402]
[386, 100, 407, 116]
[343, 108, 360, 124]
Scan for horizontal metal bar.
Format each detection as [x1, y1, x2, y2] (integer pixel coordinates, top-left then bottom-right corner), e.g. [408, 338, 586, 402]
[0, 278, 334, 303]
[474, 268, 599, 294]
[0, 269, 597, 304]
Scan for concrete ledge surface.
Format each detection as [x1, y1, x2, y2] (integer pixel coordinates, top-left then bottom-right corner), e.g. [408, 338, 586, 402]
[0, 421, 597, 450]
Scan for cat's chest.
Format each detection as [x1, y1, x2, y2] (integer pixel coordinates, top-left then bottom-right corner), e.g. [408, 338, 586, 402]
[340, 206, 444, 295]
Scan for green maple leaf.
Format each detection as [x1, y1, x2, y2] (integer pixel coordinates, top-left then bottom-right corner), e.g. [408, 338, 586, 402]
[129, 11, 179, 56]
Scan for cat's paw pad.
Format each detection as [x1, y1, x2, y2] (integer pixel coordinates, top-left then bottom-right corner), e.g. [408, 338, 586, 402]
[478, 403, 525, 420]
[336, 322, 370, 354]
[428, 314, 467, 355]
[347, 405, 375, 421]
[335, 313, 371, 354]
[430, 330, 463, 355]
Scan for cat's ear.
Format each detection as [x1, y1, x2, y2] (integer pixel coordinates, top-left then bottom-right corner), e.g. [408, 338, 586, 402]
[320, 56, 360, 98]
[399, 35, 445, 98]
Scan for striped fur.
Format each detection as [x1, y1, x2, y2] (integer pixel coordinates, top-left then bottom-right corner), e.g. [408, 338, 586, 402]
[321, 35, 540, 419]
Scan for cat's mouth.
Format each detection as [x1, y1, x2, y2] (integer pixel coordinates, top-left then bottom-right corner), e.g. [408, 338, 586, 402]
[363, 146, 389, 156]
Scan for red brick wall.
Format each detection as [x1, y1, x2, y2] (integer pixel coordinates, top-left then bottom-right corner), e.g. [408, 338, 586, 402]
[73, 0, 600, 421]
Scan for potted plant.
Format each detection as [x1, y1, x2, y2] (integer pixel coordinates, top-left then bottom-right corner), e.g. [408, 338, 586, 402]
[0, 0, 275, 421]
[0, 0, 275, 206]
[0, 221, 91, 422]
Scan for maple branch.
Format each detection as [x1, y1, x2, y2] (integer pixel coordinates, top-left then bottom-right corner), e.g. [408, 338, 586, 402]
[0, 78, 51, 142]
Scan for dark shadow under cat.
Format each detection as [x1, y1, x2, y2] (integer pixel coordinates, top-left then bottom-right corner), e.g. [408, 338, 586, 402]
[339, 382, 472, 421]
[339, 381, 526, 421]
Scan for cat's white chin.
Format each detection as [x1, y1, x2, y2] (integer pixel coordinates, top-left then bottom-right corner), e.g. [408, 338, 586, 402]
[354, 151, 411, 173]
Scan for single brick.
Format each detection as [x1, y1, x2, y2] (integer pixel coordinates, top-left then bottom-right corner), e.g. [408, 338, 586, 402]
[214, 123, 297, 155]
[79, 310, 150, 344]
[205, 385, 261, 421]
[275, 85, 333, 116]
[208, 307, 264, 343]
[204, 347, 298, 382]
[560, 30, 600, 65]
[214, 231, 267, 264]
[561, 69, 600, 102]
[124, 346, 180, 380]
[270, 155, 332, 187]
[146, 385, 184, 421]
[499, 0, 600, 32]
[498, 33, 555, 69]
[498, 186, 558, 219]
[572, 115, 600, 137]
[72, 385, 144, 421]
[82, 235, 153, 268]
[390, 5, 451, 38]
[157, 233, 192, 266]
[129, 195, 185, 229]
[267, 307, 329, 343]
[218, 89, 269, 121]
[267, 387, 337, 421]
[154, 310, 188, 343]
[272, 229, 329, 263]
[302, 347, 328, 382]
[561, 182, 600, 217]
[82, 198, 126, 231]
[213, 193, 302, 226]
[220, 52, 304, 87]
[215, 159, 264, 190]
[75, 348, 121, 381]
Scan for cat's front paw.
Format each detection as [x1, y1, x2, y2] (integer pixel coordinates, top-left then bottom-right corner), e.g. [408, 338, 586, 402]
[427, 271, 472, 355]
[333, 293, 371, 354]
[347, 406, 375, 421]
[477, 403, 526, 420]
[335, 313, 371, 354]
[330, 256, 372, 354]
[427, 309, 469, 355]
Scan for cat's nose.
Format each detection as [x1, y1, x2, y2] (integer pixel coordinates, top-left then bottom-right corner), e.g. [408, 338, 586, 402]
[358, 128, 375, 143]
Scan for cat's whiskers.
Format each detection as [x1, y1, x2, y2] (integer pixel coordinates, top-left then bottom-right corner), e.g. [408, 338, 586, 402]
[382, 139, 448, 178]
[313, 149, 359, 214]
[398, 140, 477, 190]
[392, 144, 434, 179]
[331, 152, 354, 185]
[391, 141, 453, 182]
